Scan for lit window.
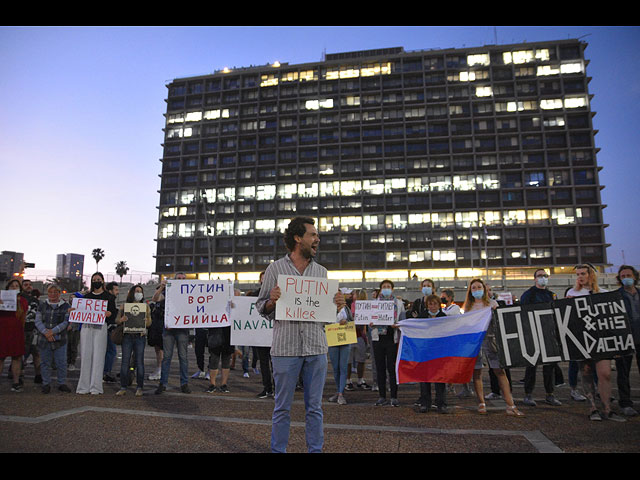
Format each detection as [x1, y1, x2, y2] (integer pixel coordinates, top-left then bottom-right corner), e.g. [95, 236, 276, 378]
[565, 97, 587, 109]
[277, 184, 298, 199]
[260, 74, 278, 87]
[409, 213, 430, 225]
[467, 53, 490, 66]
[340, 180, 361, 196]
[433, 250, 455, 261]
[537, 65, 560, 76]
[540, 98, 563, 110]
[475, 86, 493, 97]
[216, 187, 235, 202]
[255, 219, 275, 232]
[159, 223, 175, 239]
[215, 221, 234, 235]
[178, 223, 195, 238]
[185, 111, 202, 122]
[561, 62, 583, 74]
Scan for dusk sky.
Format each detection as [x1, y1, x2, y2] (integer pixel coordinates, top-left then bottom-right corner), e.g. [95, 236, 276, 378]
[1, 26, 638, 282]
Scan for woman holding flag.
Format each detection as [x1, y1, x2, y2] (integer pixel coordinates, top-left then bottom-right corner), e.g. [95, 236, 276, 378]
[464, 279, 524, 417]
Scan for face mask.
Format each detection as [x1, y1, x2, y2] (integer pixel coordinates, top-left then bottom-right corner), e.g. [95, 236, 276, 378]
[472, 289, 484, 299]
[134, 292, 144, 301]
[440, 297, 447, 304]
[536, 276, 549, 287]
[380, 288, 392, 297]
[91, 281, 103, 290]
[622, 278, 635, 287]
[422, 286, 432, 296]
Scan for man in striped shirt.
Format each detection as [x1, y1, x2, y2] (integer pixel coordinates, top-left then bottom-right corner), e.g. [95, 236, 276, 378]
[256, 216, 346, 453]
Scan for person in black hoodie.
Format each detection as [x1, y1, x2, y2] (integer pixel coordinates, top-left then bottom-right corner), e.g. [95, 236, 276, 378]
[75, 272, 117, 395]
[415, 294, 449, 414]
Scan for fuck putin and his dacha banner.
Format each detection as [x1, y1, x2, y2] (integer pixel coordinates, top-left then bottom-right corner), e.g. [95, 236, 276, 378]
[494, 291, 636, 368]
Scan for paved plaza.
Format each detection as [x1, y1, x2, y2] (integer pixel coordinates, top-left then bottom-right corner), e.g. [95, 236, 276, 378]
[1, 345, 639, 454]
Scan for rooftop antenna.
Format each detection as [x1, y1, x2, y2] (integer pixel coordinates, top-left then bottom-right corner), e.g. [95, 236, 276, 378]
[494, 26, 498, 44]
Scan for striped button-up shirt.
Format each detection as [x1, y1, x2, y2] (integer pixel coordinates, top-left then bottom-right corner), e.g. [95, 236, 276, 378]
[256, 254, 329, 357]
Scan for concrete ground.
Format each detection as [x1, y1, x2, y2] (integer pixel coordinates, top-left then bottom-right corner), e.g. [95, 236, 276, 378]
[1, 344, 639, 454]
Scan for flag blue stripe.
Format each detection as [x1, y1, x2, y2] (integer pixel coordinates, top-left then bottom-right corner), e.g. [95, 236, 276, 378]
[399, 331, 486, 363]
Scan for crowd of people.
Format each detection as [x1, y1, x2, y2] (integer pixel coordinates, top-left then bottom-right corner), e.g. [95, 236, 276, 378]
[1, 220, 639, 452]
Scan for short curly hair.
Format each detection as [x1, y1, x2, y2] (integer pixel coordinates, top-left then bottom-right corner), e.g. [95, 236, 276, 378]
[283, 217, 315, 251]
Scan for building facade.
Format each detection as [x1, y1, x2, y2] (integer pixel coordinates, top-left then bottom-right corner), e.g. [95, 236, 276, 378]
[154, 39, 607, 282]
[56, 253, 84, 280]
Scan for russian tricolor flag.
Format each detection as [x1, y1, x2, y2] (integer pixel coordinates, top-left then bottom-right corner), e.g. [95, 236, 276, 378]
[396, 307, 493, 384]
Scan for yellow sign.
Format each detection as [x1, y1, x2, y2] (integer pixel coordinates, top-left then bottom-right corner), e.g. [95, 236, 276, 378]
[325, 322, 357, 347]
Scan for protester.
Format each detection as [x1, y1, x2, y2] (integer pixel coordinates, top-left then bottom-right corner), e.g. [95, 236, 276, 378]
[0, 278, 28, 392]
[370, 279, 405, 407]
[327, 306, 352, 405]
[566, 264, 625, 421]
[205, 291, 236, 394]
[409, 278, 436, 318]
[76, 272, 117, 395]
[464, 278, 524, 416]
[34, 284, 71, 393]
[345, 289, 371, 392]
[519, 269, 562, 407]
[66, 294, 81, 372]
[115, 285, 151, 396]
[256, 216, 346, 453]
[615, 265, 640, 417]
[247, 273, 274, 399]
[415, 294, 449, 414]
[20, 279, 42, 385]
[440, 288, 461, 316]
[148, 279, 166, 381]
[103, 281, 119, 384]
[155, 272, 191, 394]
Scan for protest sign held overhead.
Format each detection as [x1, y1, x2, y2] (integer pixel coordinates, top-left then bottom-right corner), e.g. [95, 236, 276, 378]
[165, 279, 233, 328]
[495, 291, 635, 368]
[275, 274, 339, 322]
[230, 295, 273, 347]
[353, 300, 395, 325]
[69, 297, 107, 325]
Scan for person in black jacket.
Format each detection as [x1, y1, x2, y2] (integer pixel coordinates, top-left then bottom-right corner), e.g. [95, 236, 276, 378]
[415, 294, 449, 414]
[520, 269, 562, 407]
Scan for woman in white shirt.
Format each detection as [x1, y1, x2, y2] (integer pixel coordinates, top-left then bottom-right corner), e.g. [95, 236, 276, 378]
[463, 278, 523, 417]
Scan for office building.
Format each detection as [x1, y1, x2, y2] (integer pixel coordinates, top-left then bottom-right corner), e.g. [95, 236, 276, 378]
[56, 253, 84, 280]
[154, 39, 607, 282]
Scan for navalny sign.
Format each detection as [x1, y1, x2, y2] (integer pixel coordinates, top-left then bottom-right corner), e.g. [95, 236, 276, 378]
[495, 292, 635, 368]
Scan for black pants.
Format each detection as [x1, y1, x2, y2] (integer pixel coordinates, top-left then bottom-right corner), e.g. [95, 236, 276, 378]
[373, 336, 398, 399]
[616, 349, 640, 408]
[256, 346, 273, 392]
[419, 382, 446, 408]
[194, 329, 208, 371]
[524, 363, 557, 395]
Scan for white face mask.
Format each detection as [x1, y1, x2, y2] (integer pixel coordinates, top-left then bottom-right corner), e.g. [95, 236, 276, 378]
[134, 292, 144, 301]
[536, 276, 549, 287]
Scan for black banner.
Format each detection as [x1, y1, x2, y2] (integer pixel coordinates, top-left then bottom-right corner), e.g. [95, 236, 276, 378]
[494, 292, 636, 368]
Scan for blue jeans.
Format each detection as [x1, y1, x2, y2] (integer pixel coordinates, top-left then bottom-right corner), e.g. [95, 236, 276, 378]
[161, 329, 189, 387]
[104, 331, 117, 375]
[271, 354, 327, 453]
[120, 334, 146, 388]
[328, 345, 350, 394]
[40, 344, 67, 386]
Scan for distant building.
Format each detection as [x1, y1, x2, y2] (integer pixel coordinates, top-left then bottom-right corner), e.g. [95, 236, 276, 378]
[0, 251, 24, 282]
[56, 253, 84, 280]
[154, 39, 607, 283]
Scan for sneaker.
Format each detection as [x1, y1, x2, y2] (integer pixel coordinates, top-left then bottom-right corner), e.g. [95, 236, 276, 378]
[58, 384, 71, 393]
[344, 382, 355, 391]
[605, 411, 627, 422]
[418, 404, 429, 413]
[243, 372, 250, 378]
[589, 410, 602, 421]
[67, 364, 76, 372]
[554, 382, 566, 388]
[375, 397, 388, 406]
[155, 384, 166, 395]
[11, 383, 23, 392]
[372, 384, 379, 392]
[253, 368, 260, 374]
[103, 374, 116, 383]
[523, 394, 537, 406]
[206, 385, 218, 393]
[42, 384, 51, 394]
[390, 398, 399, 407]
[180, 384, 191, 394]
[545, 395, 562, 406]
[437, 405, 450, 414]
[358, 381, 372, 390]
[219, 385, 230, 393]
[135, 388, 143, 397]
[191, 370, 206, 379]
[621, 406, 639, 417]
[337, 394, 347, 405]
[485, 392, 502, 400]
[328, 394, 339, 403]
[149, 369, 161, 381]
[571, 389, 587, 402]
[116, 388, 127, 396]
[257, 390, 273, 399]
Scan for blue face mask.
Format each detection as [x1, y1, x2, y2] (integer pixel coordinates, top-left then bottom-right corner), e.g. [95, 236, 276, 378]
[472, 289, 484, 299]
[380, 288, 392, 297]
[622, 278, 635, 287]
[422, 286, 432, 296]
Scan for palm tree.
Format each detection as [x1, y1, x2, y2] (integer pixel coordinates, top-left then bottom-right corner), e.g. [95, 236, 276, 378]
[92, 248, 105, 271]
[115, 261, 129, 285]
